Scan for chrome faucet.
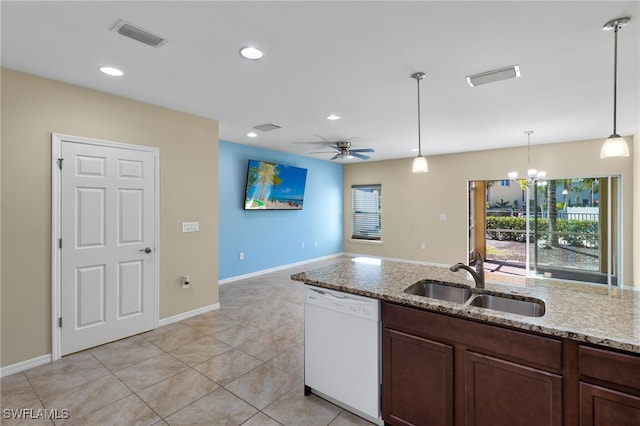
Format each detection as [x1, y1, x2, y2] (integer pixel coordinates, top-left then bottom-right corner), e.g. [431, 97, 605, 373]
[450, 252, 485, 289]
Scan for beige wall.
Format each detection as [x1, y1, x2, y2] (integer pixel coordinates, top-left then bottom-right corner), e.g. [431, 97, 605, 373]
[344, 137, 635, 286]
[0, 69, 219, 367]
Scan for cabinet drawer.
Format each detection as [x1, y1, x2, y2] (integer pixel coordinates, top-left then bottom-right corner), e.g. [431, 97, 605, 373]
[383, 302, 562, 372]
[580, 345, 640, 390]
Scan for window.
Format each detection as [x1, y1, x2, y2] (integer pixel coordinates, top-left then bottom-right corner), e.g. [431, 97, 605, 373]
[352, 184, 381, 241]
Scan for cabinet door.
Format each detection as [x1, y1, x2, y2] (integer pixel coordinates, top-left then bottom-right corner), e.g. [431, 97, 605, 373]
[383, 328, 454, 426]
[580, 382, 640, 426]
[465, 351, 562, 426]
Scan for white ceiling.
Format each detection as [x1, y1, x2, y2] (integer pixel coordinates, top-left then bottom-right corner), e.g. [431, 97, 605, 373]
[2, 1, 639, 163]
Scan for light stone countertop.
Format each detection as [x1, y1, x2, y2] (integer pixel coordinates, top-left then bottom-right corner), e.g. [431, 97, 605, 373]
[291, 256, 640, 354]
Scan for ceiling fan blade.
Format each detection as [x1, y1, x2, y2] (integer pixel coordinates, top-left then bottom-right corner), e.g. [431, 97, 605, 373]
[329, 145, 341, 151]
[309, 151, 336, 154]
[330, 154, 340, 160]
[350, 148, 375, 153]
[350, 152, 370, 160]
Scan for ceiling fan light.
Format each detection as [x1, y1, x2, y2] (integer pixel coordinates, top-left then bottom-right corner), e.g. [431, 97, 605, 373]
[600, 135, 629, 158]
[412, 155, 428, 173]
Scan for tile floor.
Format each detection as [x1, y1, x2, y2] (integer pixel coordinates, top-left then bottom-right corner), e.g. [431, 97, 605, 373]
[1, 260, 375, 425]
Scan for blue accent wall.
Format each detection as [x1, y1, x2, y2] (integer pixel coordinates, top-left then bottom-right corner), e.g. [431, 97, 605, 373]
[219, 140, 343, 280]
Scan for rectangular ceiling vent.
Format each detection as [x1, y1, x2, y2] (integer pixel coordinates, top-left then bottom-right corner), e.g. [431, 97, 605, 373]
[253, 123, 282, 132]
[111, 19, 168, 48]
[466, 65, 520, 87]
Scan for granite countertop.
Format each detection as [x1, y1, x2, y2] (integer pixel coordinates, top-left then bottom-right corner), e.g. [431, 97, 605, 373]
[291, 256, 640, 354]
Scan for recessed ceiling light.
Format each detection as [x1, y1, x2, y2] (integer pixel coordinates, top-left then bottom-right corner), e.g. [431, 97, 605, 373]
[240, 46, 263, 60]
[247, 132, 258, 138]
[326, 114, 341, 121]
[99, 66, 124, 77]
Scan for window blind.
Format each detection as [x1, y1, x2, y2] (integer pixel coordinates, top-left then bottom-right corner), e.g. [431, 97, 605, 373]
[352, 184, 381, 240]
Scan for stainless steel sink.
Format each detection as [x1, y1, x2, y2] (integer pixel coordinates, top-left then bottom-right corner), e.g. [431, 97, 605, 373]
[404, 280, 473, 304]
[467, 294, 545, 317]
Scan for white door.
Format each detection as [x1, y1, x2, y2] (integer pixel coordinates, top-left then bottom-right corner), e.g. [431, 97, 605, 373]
[59, 139, 156, 355]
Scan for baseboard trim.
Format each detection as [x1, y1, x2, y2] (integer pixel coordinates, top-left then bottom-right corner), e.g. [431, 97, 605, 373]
[219, 253, 344, 285]
[1, 304, 221, 377]
[1, 354, 52, 378]
[157, 303, 220, 328]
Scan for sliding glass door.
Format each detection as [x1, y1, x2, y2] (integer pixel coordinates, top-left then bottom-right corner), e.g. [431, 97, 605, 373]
[470, 175, 621, 285]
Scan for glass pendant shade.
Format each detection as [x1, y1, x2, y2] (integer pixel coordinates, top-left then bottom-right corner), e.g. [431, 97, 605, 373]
[412, 155, 428, 173]
[600, 134, 629, 158]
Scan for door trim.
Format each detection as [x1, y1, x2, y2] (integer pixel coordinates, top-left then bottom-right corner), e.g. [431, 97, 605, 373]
[51, 133, 160, 360]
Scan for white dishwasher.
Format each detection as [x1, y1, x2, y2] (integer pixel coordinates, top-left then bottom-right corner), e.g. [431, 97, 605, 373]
[304, 285, 382, 425]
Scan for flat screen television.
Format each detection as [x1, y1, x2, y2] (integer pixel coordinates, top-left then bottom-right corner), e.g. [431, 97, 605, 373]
[244, 159, 308, 210]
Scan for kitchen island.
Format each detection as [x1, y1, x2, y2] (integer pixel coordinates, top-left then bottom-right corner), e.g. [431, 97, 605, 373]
[292, 256, 640, 426]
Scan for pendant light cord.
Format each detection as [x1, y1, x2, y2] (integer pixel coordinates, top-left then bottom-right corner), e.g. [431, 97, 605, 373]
[527, 131, 531, 170]
[416, 76, 422, 156]
[612, 24, 618, 135]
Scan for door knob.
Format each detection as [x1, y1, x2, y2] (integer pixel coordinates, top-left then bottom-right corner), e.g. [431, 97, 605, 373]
[139, 247, 152, 254]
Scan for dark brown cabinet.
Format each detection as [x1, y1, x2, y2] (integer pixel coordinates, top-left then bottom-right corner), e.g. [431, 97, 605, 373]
[382, 301, 640, 426]
[579, 346, 640, 425]
[382, 302, 563, 426]
[464, 351, 562, 426]
[384, 328, 454, 425]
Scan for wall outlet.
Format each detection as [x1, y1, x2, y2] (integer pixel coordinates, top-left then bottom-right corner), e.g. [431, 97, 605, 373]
[314, 240, 318, 248]
[439, 214, 447, 221]
[239, 252, 245, 260]
[181, 276, 190, 288]
[420, 243, 426, 250]
[301, 242, 305, 249]
[182, 221, 200, 232]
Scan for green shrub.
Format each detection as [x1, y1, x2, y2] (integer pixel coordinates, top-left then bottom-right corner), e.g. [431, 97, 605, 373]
[485, 216, 599, 248]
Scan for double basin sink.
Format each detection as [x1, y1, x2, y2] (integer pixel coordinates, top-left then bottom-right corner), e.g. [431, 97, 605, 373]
[404, 280, 545, 317]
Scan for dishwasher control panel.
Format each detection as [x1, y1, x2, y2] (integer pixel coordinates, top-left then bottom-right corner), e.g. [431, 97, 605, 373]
[305, 285, 380, 321]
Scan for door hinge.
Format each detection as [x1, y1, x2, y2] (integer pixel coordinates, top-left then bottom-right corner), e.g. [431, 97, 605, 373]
[59, 238, 62, 249]
[57, 158, 63, 170]
[58, 317, 62, 327]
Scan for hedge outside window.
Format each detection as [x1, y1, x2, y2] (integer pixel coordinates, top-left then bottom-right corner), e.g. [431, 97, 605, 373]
[352, 184, 381, 240]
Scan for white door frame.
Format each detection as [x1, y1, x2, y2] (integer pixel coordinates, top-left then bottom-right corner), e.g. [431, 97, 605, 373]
[51, 133, 159, 360]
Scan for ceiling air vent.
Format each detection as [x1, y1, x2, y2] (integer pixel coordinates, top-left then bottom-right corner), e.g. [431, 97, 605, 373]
[466, 65, 520, 87]
[253, 123, 282, 132]
[111, 19, 168, 48]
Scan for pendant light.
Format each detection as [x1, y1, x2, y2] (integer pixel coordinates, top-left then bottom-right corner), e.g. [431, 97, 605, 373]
[411, 72, 428, 173]
[600, 17, 630, 158]
[508, 131, 546, 182]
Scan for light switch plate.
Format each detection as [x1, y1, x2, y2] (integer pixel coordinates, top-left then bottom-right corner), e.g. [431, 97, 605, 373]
[182, 221, 199, 233]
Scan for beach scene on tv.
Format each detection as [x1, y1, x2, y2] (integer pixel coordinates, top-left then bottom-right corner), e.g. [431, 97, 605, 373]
[244, 160, 308, 210]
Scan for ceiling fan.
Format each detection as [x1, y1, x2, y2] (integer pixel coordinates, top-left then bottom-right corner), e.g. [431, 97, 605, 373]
[310, 141, 375, 160]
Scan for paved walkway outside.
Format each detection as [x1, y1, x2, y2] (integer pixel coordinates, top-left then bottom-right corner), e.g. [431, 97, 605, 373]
[486, 239, 601, 279]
